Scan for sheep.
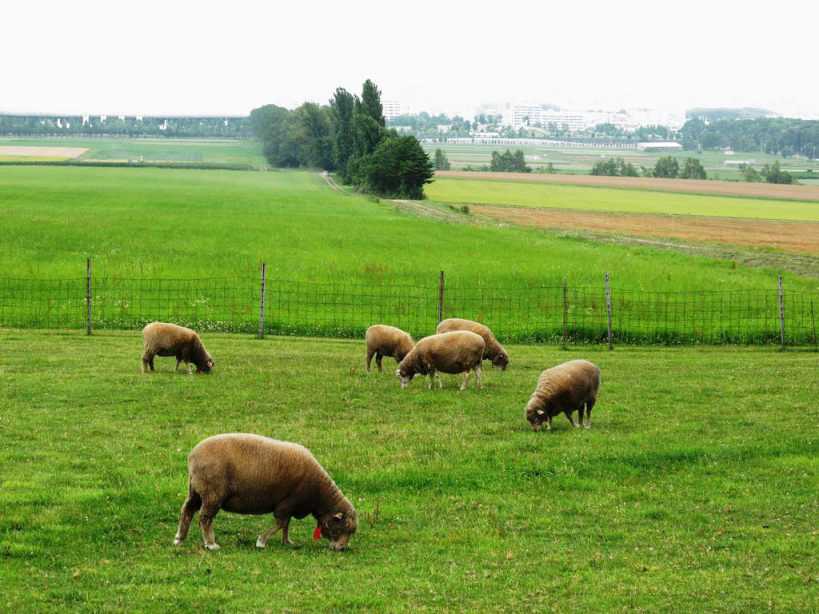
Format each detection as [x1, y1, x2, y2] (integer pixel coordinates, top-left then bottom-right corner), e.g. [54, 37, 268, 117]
[365, 325, 414, 373]
[173, 433, 358, 551]
[141, 322, 213, 374]
[396, 330, 486, 390]
[524, 359, 601, 432]
[436, 318, 509, 371]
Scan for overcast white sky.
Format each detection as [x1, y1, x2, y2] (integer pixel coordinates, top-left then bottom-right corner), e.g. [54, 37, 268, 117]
[3, 0, 817, 118]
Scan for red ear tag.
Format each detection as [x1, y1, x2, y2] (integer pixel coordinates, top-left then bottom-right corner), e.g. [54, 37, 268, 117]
[313, 522, 322, 541]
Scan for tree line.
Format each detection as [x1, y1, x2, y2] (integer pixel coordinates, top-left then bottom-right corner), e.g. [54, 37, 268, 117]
[0, 115, 253, 138]
[592, 156, 708, 180]
[250, 80, 432, 199]
[680, 117, 819, 156]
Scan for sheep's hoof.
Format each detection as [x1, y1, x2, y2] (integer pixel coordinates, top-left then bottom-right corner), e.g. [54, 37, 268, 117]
[282, 538, 294, 546]
[584, 425, 591, 430]
[205, 543, 220, 551]
[255, 539, 266, 548]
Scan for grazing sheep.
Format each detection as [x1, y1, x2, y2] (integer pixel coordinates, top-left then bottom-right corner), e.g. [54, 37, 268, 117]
[141, 322, 213, 374]
[173, 434, 358, 551]
[396, 330, 485, 390]
[436, 318, 509, 370]
[365, 325, 414, 373]
[524, 360, 600, 432]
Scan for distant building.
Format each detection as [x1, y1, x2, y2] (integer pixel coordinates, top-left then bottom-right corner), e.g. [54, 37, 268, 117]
[636, 141, 683, 151]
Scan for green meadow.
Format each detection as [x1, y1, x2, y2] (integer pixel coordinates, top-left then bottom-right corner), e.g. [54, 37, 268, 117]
[0, 137, 266, 167]
[2, 165, 816, 289]
[1, 332, 816, 612]
[425, 177, 819, 221]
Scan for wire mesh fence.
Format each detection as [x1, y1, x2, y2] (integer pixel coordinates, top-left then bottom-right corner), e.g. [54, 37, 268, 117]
[1, 268, 818, 346]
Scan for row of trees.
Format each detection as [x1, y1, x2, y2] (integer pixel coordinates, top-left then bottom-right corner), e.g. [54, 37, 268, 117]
[0, 115, 253, 138]
[738, 161, 794, 184]
[592, 157, 707, 179]
[250, 80, 433, 199]
[681, 117, 819, 156]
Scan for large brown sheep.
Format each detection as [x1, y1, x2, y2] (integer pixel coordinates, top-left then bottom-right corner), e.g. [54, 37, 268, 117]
[365, 325, 414, 372]
[396, 330, 486, 390]
[436, 318, 509, 370]
[524, 359, 600, 431]
[141, 322, 213, 374]
[173, 434, 358, 551]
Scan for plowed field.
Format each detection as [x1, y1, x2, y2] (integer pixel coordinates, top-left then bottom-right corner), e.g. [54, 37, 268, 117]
[475, 205, 819, 254]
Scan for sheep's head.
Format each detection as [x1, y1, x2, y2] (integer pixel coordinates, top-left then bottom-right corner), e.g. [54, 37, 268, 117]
[320, 507, 358, 551]
[492, 351, 509, 371]
[196, 358, 215, 374]
[526, 406, 545, 431]
[396, 367, 414, 389]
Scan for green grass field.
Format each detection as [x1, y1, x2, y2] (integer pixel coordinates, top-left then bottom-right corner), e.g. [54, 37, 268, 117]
[0, 332, 816, 611]
[2, 165, 816, 289]
[0, 137, 266, 167]
[426, 177, 819, 221]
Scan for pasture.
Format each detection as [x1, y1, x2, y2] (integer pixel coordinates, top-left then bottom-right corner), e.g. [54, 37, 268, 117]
[1, 331, 816, 612]
[2, 165, 817, 291]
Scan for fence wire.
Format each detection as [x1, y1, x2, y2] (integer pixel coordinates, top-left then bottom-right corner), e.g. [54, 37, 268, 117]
[1, 275, 817, 346]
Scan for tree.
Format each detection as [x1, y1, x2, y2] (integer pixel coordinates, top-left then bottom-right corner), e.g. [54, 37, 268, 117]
[653, 156, 680, 178]
[591, 157, 637, 177]
[367, 136, 433, 199]
[761, 161, 793, 184]
[490, 149, 530, 172]
[434, 148, 451, 171]
[330, 88, 356, 181]
[249, 104, 292, 167]
[360, 79, 385, 128]
[679, 157, 707, 179]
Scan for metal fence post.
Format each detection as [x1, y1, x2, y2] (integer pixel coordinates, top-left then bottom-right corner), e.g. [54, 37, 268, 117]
[778, 276, 785, 347]
[86, 257, 92, 335]
[562, 276, 568, 347]
[605, 272, 613, 350]
[438, 270, 445, 323]
[259, 262, 266, 339]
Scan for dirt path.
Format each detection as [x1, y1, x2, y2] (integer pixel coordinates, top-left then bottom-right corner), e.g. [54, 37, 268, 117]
[437, 170, 819, 201]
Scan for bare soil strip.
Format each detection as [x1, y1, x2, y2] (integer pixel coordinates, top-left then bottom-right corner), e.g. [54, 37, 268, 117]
[0, 146, 88, 159]
[437, 170, 819, 202]
[474, 205, 819, 255]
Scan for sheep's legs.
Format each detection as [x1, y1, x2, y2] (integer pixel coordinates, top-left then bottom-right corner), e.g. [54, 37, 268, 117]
[199, 502, 221, 550]
[173, 491, 202, 545]
[546, 415, 553, 431]
[475, 364, 483, 390]
[366, 352, 373, 372]
[175, 359, 181, 373]
[564, 410, 580, 428]
[256, 517, 291, 548]
[141, 352, 154, 373]
[460, 370, 471, 391]
[585, 400, 595, 429]
[375, 354, 383, 373]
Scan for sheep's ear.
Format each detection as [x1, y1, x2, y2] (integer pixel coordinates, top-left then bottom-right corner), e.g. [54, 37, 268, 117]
[536, 410, 545, 415]
[333, 512, 343, 520]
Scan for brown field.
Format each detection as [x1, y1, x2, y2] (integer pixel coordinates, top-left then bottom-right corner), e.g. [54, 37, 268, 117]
[474, 205, 819, 254]
[0, 146, 87, 159]
[438, 171, 819, 201]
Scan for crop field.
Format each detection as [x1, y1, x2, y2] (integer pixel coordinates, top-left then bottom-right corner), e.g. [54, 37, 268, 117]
[1, 332, 817, 612]
[421, 142, 819, 180]
[426, 176, 819, 222]
[0, 137, 266, 167]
